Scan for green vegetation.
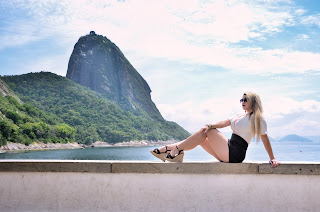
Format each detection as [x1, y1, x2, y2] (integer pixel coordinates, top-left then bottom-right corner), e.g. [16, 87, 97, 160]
[2, 72, 190, 145]
[0, 94, 76, 146]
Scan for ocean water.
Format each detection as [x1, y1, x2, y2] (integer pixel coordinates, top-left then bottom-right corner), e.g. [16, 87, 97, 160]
[0, 142, 319, 162]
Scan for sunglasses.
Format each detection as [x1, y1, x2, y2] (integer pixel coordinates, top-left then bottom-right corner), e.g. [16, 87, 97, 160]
[240, 97, 248, 103]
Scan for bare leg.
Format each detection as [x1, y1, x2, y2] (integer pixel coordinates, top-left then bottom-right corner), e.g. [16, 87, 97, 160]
[206, 129, 229, 162]
[200, 138, 223, 162]
[158, 129, 229, 162]
[168, 130, 208, 157]
[158, 130, 206, 155]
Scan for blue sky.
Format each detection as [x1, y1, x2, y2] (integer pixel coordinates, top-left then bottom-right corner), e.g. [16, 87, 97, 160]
[0, 0, 320, 138]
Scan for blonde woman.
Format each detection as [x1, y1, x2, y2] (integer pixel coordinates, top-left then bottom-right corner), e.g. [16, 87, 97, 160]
[150, 92, 280, 167]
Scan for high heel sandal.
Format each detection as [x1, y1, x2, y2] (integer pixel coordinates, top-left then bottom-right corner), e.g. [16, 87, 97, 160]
[150, 146, 171, 162]
[165, 146, 184, 162]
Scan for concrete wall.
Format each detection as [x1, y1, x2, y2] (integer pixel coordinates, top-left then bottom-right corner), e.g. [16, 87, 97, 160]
[0, 160, 319, 212]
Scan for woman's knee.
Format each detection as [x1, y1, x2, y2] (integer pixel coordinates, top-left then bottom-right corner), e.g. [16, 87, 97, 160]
[207, 128, 220, 136]
[206, 129, 228, 143]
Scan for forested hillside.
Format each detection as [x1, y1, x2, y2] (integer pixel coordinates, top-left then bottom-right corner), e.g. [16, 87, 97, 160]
[0, 78, 75, 146]
[2, 72, 190, 145]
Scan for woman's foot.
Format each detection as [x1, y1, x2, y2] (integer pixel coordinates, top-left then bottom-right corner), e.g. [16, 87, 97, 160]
[157, 146, 168, 153]
[165, 146, 184, 162]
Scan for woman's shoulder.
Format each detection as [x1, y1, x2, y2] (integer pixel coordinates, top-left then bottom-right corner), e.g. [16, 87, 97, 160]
[228, 113, 245, 121]
[260, 116, 268, 126]
[228, 113, 240, 120]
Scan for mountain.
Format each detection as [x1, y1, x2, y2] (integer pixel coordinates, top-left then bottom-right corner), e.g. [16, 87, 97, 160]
[278, 134, 312, 142]
[66, 31, 162, 120]
[3, 72, 190, 144]
[1, 32, 190, 145]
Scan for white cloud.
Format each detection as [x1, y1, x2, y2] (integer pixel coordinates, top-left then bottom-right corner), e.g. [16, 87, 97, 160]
[264, 97, 320, 115]
[301, 13, 320, 27]
[294, 9, 307, 16]
[229, 48, 320, 74]
[140, 42, 320, 74]
[158, 100, 236, 134]
[158, 93, 246, 134]
[170, 0, 295, 42]
[297, 34, 309, 40]
[256, 97, 320, 137]
[1, 0, 319, 75]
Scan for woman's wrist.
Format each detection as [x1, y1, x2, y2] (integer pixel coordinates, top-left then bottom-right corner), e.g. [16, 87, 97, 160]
[269, 158, 280, 167]
[269, 158, 276, 164]
[205, 124, 214, 130]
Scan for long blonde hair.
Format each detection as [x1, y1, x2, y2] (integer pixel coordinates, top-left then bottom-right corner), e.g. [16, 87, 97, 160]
[244, 91, 263, 142]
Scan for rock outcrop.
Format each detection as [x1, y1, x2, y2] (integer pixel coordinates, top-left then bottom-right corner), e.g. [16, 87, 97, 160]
[0, 77, 21, 102]
[0, 78, 13, 97]
[66, 32, 163, 120]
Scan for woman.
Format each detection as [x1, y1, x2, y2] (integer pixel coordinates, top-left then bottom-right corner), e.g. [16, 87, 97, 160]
[150, 91, 280, 167]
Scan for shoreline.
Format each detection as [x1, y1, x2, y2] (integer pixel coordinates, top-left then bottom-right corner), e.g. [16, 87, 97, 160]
[0, 140, 178, 153]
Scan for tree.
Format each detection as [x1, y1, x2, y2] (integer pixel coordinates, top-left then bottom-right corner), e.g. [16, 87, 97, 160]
[54, 124, 76, 141]
[0, 120, 18, 141]
[0, 133, 7, 146]
[5, 96, 20, 106]
[5, 110, 22, 124]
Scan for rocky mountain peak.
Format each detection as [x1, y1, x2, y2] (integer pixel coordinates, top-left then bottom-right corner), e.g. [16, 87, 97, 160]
[66, 32, 163, 120]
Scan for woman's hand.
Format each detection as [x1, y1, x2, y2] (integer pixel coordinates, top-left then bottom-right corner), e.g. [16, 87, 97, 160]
[200, 126, 209, 136]
[269, 159, 280, 168]
[200, 120, 230, 137]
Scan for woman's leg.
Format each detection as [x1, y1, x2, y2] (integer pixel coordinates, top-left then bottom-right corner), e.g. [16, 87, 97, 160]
[157, 128, 229, 162]
[205, 129, 229, 162]
[200, 138, 223, 162]
[158, 130, 207, 156]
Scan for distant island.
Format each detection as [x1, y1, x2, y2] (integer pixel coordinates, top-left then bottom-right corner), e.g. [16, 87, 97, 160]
[277, 134, 313, 142]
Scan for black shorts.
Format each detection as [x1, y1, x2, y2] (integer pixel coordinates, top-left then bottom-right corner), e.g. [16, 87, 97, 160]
[228, 133, 248, 163]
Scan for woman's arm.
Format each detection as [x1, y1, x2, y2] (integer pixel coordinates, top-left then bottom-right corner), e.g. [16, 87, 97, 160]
[201, 119, 231, 134]
[208, 119, 231, 129]
[261, 134, 280, 167]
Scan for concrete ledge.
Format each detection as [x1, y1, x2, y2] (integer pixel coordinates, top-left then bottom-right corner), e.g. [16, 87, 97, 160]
[259, 163, 320, 175]
[111, 161, 259, 174]
[0, 160, 112, 173]
[0, 160, 320, 175]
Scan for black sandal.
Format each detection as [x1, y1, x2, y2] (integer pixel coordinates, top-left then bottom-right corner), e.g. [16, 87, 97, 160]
[165, 146, 184, 162]
[150, 146, 171, 162]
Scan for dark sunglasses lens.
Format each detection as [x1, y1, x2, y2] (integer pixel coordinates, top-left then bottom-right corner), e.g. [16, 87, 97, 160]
[240, 98, 248, 103]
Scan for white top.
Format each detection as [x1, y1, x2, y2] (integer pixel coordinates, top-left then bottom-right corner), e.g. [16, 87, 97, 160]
[228, 113, 267, 144]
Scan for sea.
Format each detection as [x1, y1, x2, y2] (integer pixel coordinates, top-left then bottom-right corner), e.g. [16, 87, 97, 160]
[0, 142, 319, 162]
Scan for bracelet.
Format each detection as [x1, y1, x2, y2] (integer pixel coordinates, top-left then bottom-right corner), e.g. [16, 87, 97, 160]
[205, 124, 213, 130]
